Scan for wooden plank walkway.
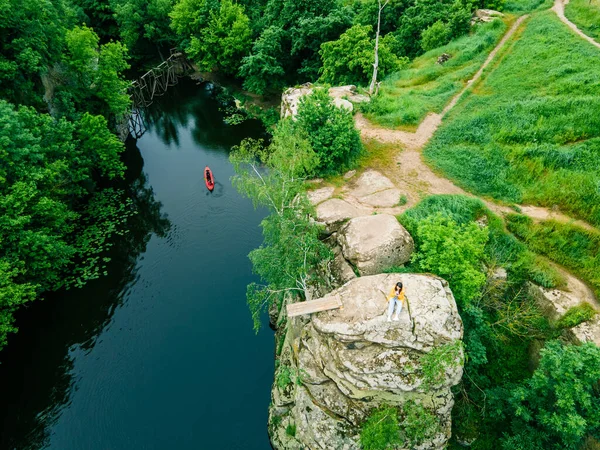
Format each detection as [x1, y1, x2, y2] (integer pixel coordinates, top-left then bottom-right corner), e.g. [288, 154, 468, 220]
[286, 296, 342, 317]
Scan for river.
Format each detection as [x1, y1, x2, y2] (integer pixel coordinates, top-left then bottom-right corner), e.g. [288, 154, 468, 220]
[0, 79, 274, 450]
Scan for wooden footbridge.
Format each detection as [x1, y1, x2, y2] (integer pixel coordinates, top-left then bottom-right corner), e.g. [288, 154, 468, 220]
[286, 296, 343, 317]
[128, 49, 193, 138]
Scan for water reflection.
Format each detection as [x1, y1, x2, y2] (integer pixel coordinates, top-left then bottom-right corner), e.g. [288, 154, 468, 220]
[0, 140, 170, 450]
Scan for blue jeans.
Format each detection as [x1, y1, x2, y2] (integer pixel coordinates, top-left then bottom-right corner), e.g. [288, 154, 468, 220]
[387, 297, 402, 319]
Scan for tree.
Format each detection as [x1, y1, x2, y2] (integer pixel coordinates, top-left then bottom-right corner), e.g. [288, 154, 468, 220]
[171, 0, 251, 76]
[421, 20, 452, 51]
[411, 213, 488, 305]
[504, 341, 600, 450]
[238, 26, 287, 94]
[320, 25, 405, 87]
[369, 0, 389, 95]
[295, 88, 363, 174]
[230, 127, 331, 331]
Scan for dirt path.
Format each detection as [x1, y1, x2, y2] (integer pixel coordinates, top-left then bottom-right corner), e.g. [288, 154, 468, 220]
[353, 12, 598, 234]
[332, 11, 600, 303]
[553, 0, 600, 49]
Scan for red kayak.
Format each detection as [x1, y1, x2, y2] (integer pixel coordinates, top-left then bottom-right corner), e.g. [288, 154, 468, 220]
[204, 166, 215, 191]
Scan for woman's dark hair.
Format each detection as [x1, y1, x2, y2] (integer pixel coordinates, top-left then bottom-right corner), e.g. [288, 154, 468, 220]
[395, 282, 403, 291]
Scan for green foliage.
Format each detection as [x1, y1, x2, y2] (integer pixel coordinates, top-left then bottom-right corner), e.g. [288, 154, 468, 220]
[319, 24, 406, 86]
[421, 340, 464, 388]
[565, 0, 600, 42]
[393, 0, 474, 58]
[555, 303, 597, 329]
[62, 25, 131, 117]
[112, 0, 175, 55]
[424, 13, 600, 226]
[171, 0, 252, 76]
[275, 364, 303, 389]
[411, 213, 488, 305]
[397, 194, 408, 206]
[0, 99, 128, 349]
[237, 0, 352, 93]
[503, 341, 600, 450]
[400, 401, 439, 448]
[360, 406, 402, 450]
[421, 20, 452, 51]
[503, 0, 552, 13]
[363, 18, 507, 129]
[230, 129, 332, 332]
[285, 422, 297, 437]
[506, 214, 600, 297]
[295, 88, 362, 174]
[239, 26, 287, 94]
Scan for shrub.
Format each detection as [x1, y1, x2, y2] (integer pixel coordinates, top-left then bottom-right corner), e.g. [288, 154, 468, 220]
[295, 88, 362, 174]
[285, 423, 297, 437]
[320, 25, 406, 86]
[504, 341, 600, 449]
[411, 213, 488, 305]
[360, 406, 401, 450]
[421, 21, 452, 51]
[400, 401, 439, 447]
[556, 303, 597, 329]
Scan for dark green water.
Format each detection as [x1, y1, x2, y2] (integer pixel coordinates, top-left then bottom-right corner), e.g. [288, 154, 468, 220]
[0, 79, 274, 449]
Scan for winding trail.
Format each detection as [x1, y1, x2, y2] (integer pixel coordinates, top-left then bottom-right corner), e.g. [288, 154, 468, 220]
[353, 13, 598, 234]
[330, 10, 600, 305]
[552, 0, 600, 49]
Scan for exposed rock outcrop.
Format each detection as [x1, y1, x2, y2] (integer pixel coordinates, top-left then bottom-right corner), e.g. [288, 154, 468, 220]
[281, 84, 369, 119]
[269, 273, 464, 450]
[315, 198, 369, 234]
[527, 282, 600, 345]
[345, 170, 403, 208]
[338, 215, 414, 276]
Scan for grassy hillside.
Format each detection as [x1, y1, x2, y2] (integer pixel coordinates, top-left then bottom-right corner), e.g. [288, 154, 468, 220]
[424, 12, 600, 226]
[503, 0, 552, 13]
[362, 18, 508, 130]
[565, 0, 600, 41]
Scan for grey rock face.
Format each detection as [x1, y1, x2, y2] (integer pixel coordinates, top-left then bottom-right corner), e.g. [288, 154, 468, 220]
[338, 215, 414, 275]
[269, 274, 464, 450]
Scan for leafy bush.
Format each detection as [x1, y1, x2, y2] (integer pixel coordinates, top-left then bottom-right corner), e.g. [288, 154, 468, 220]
[400, 401, 439, 447]
[295, 88, 362, 174]
[421, 340, 464, 388]
[360, 406, 401, 450]
[319, 24, 406, 86]
[556, 303, 597, 329]
[410, 213, 488, 305]
[286, 423, 297, 437]
[503, 341, 600, 449]
[421, 20, 452, 51]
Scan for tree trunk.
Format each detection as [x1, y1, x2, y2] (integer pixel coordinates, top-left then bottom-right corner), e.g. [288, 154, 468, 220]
[369, 0, 388, 96]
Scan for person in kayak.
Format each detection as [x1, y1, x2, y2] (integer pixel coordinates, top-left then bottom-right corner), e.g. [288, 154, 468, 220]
[205, 169, 211, 182]
[386, 281, 405, 321]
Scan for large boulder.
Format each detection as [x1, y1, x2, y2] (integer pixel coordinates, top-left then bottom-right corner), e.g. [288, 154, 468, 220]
[338, 214, 414, 275]
[281, 84, 368, 119]
[315, 198, 369, 234]
[269, 273, 464, 450]
[527, 282, 600, 345]
[346, 170, 403, 208]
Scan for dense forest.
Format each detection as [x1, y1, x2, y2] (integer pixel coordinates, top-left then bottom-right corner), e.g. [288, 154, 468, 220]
[2, 0, 599, 449]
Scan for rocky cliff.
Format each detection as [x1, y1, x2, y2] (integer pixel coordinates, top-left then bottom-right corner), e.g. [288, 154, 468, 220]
[269, 273, 464, 450]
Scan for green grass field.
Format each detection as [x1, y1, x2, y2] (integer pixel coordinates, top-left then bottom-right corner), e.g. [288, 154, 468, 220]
[506, 215, 600, 297]
[424, 12, 600, 226]
[565, 0, 600, 42]
[503, 0, 552, 13]
[361, 19, 508, 130]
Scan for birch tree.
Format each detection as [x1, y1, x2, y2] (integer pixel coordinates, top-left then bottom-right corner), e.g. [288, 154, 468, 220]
[369, 0, 389, 95]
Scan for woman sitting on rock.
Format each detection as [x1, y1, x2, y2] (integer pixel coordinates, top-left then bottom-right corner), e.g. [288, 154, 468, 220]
[386, 281, 405, 321]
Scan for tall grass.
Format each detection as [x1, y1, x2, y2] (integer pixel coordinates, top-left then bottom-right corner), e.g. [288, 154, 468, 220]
[506, 214, 600, 297]
[362, 19, 507, 130]
[399, 194, 564, 287]
[424, 13, 600, 226]
[564, 0, 600, 42]
[503, 0, 552, 13]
